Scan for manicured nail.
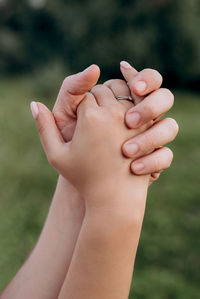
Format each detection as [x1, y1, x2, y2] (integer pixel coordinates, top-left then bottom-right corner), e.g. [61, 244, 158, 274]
[126, 112, 141, 128]
[124, 143, 139, 156]
[30, 101, 39, 119]
[132, 163, 144, 174]
[120, 61, 132, 69]
[134, 81, 147, 93]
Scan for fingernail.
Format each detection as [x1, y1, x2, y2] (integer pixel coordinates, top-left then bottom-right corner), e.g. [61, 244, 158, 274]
[132, 163, 144, 174]
[126, 112, 141, 128]
[30, 101, 39, 119]
[134, 81, 147, 93]
[124, 143, 139, 156]
[120, 61, 132, 69]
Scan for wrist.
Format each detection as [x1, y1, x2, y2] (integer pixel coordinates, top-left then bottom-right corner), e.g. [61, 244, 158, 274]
[83, 205, 144, 258]
[84, 174, 149, 225]
[54, 175, 83, 207]
[52, 175, 85, 220]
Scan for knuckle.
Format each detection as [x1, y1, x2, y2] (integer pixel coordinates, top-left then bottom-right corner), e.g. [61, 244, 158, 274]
[110, 105, 124, 121]
[91, 84, 103, 94]
[84, 107, 98, 121]
[104, 79, 117, 91]
[143, 68, 158, 75]
[104, 79, 125, 88]
[146, 135, 155, 150]
[143, 100, 155, 117]
[137, 135, 150, 154]
[104, 79, 115, 86]
[143, 68, 163, 84]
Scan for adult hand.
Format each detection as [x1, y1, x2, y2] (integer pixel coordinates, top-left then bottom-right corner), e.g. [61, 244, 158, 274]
[104, 61, 179, 184]
[52, 62, 178, 184]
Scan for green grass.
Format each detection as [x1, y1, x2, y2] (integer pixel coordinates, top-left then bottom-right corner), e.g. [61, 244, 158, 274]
[0, 77, 200, 298]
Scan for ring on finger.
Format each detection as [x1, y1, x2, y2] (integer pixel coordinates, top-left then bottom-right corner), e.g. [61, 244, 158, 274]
[116, 95, 134, 103]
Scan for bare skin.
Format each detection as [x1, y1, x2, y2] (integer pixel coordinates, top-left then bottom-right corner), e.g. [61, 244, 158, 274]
[32, 88, 150, 299]
[0, 63, 178, 299]
[30, 80, 177, 298]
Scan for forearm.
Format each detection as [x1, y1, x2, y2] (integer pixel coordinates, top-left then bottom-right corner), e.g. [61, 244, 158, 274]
[1, 176, 85, 299]
[58, 175, 149, 299]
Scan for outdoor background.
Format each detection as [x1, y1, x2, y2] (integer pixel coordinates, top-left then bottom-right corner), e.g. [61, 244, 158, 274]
[0, 0, 200, 298]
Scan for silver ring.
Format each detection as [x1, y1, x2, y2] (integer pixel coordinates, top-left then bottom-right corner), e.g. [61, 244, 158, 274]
[116, 96, 133, 102]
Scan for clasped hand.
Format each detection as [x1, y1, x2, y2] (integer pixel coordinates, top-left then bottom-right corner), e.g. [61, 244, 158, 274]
[31, 61, 178, 188]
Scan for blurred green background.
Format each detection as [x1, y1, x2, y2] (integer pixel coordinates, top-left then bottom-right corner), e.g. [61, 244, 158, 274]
[0, 0, 200, 298]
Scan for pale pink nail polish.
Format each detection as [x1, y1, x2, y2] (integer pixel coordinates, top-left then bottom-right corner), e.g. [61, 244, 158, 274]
[120, 61, 132, 69]
[30, 101, 39, 119]
[134, 81, 147, 93]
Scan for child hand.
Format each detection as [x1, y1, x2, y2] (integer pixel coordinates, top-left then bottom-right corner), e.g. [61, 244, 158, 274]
[31, 85, 148, 207]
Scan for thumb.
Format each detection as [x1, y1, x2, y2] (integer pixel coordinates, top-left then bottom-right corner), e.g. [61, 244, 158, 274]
[53, 64, 100, 142]
[30, 101, 65, 167]
[63, 64, 101, 96]
[54, 64, 100, 112]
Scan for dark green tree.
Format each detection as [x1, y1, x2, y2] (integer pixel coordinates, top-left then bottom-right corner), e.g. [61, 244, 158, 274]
[0, 0, 200, 88]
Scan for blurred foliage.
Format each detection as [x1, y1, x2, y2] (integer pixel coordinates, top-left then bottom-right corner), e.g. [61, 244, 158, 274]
[1, 1, 200, 298]
[0, 77, 200, 297]
[0, 0, 200, 88]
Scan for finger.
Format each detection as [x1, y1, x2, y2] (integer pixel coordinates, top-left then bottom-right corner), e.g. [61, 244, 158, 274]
[125, 88, 174, 128]
[104, 79, 133, 110]
[77, 92, 98, 116]
[122, 118, 179, 159]
[129, 68, 163, 97]
[90, 84, 115, 106]
[120, 61, 138, 81]
[120, 61, 143, 105]
[56, 64, 100, 100]
[130, 147, 173, 175]
[149, 172, 161, 185]
[53, 64, 100, 140]
[30, 101, 66, 167]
